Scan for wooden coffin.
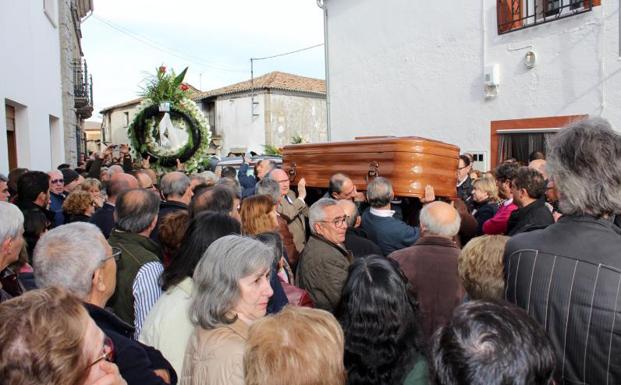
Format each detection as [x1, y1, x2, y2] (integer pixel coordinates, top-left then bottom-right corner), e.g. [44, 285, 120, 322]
[281, 136, 460, 199]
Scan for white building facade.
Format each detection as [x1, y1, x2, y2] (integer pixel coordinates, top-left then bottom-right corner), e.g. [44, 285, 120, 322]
[321, 0, 619, 169]
[0, 1, 65, 174]
[0, 0, 93, 174]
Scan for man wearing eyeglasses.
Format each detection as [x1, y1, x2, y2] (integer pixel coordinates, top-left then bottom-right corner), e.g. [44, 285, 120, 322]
[296, 198, 352, 313]
[34, 222, 176, 385]
[48, 170, 66, 227]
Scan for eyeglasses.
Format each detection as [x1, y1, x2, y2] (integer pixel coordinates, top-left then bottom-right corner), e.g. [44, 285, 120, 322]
[50, 179, 64, 184]
[102, 247, 122, 264]
[319, 215, 348, 227]
[87, 336, 115, 369]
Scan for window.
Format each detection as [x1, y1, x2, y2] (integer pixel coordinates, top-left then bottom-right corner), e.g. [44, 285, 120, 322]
[5, 105, 17, 170]
[124, 112, 129, 128]
[497, 0, 596, 34]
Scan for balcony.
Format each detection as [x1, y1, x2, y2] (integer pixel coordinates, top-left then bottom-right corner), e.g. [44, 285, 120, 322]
[73, 59, 93, 119]
[498, 0, 593, 34]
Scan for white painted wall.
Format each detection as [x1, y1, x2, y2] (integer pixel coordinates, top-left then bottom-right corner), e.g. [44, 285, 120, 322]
[105, 105, 139, 146]
[0, 0, 64, 174]
[325, 0, 621, 164]
[216, 94, 267, 155]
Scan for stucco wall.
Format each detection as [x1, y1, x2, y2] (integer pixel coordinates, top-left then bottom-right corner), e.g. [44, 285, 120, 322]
[104, 105, 139, 146]
[215, 94, 267, 155]
[0, 0, 64, 174]
[326, 0, 620, 169]
[266, 93, 327, 146]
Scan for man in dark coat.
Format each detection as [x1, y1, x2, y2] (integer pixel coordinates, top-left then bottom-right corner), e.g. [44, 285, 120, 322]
[505, 118, 621, 385]
[33, 222, 176, 385]
[47, 170, 66, 227]
[90, 172, 138, 238]
[389, 201, 464, 342]
[506, 166, 554, 236]
[361, 177, 419, 255]
[297, 198, 351, 313]
[151, 172, 193, 242]
[337, 199, 382, 258]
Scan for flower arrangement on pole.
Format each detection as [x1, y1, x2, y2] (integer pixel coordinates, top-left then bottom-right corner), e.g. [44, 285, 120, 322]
[127, 66, 211, 174]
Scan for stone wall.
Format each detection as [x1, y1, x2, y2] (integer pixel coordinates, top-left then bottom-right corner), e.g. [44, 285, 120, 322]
[58, 0, 80, 166]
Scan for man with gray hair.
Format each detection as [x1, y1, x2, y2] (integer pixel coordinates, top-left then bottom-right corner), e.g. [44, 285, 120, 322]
[361, 177, 420, 255]
[337, 199, 381, 258]
[296, 198, 351, 312]
[152, 171, 193, 241]
[0, 202, 24, 302]
[388, 201, 463, 342]
[33, 222, 177, 385]
[505, 117, 621, 384]
[108, 189, 163, 338]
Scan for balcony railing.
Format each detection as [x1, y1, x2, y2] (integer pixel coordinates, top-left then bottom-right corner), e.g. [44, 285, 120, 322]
[498, 0, 592, 34]
[73, 59, 93, 119]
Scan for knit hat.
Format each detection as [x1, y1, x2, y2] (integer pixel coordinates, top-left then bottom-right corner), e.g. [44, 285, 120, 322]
[61, 168, 80, 185]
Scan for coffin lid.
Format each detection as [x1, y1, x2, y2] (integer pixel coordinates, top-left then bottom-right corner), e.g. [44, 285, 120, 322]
[282, 136, 459, 158]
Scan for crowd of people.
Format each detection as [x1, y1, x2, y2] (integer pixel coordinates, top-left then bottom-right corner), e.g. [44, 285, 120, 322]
[0, 117, 620, 385]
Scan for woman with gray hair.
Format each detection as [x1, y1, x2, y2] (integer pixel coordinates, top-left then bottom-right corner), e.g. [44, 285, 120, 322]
[180, 235, 274, 385]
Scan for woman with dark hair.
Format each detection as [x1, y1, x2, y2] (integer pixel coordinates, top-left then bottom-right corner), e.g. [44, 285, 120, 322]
[139, 211, 241, 376]
[336, 255, 428, 385]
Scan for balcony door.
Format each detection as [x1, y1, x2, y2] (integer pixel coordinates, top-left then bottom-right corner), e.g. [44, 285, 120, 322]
[5, 105, 17, 170]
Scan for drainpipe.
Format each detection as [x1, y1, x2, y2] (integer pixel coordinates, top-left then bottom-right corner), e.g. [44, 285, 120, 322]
[317, 0, 331, 141]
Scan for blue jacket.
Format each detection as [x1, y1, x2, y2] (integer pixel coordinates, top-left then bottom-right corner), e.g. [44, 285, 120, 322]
[90, 202, 115, 238]
[49, 192, 65, 228]
[361, 209, 420, 256]
[238, 163, 257, 199]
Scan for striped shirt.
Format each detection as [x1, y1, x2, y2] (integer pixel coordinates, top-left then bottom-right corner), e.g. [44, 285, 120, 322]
[132, 261, 163, 339]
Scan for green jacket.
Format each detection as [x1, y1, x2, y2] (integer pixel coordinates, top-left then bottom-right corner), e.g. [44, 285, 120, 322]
[107, 229, 161, 325]
[296, 235, 351, 312]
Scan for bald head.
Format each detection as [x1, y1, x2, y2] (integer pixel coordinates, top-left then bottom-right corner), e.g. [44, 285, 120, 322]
[115, 189, 160, 234]
[419, 201, 461, 238]
[108, 173, 139, 203]
[337, 199, 359, 228]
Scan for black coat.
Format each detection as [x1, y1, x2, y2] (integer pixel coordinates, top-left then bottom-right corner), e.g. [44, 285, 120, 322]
[345, 227, 382, 258]
[506, 198, 554, 236]
[505, 215, 621, 384]
[90, 202, 115, 238]
[84, 303, 177, 385]
[472, 201, 498, 236]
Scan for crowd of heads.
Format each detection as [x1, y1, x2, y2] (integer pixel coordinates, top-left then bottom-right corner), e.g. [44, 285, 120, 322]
[0, 117, 620, 385]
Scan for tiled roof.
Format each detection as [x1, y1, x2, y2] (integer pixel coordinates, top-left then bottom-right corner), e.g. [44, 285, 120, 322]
[99, 83, 202, 114]
[194, 71, 326, 100]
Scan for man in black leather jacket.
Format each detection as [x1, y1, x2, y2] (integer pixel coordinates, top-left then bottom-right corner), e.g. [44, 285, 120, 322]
[505, 117, 621, 385]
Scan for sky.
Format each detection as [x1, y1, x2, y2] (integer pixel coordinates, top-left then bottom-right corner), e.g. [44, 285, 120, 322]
[82, 0, 325, 121]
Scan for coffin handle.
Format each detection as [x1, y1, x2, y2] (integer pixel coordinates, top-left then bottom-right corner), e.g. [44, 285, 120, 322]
[287, 162, 297, 182]
[365, 161, 380, 183]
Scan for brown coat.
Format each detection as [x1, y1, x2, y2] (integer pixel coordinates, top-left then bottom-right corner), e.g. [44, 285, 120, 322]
[388, 236, 465, 342]
[277, 191, 308, 253]
[180, 319, 248, 385]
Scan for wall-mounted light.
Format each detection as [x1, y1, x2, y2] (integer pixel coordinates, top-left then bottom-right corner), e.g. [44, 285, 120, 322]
[525, 50, 537, 69]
